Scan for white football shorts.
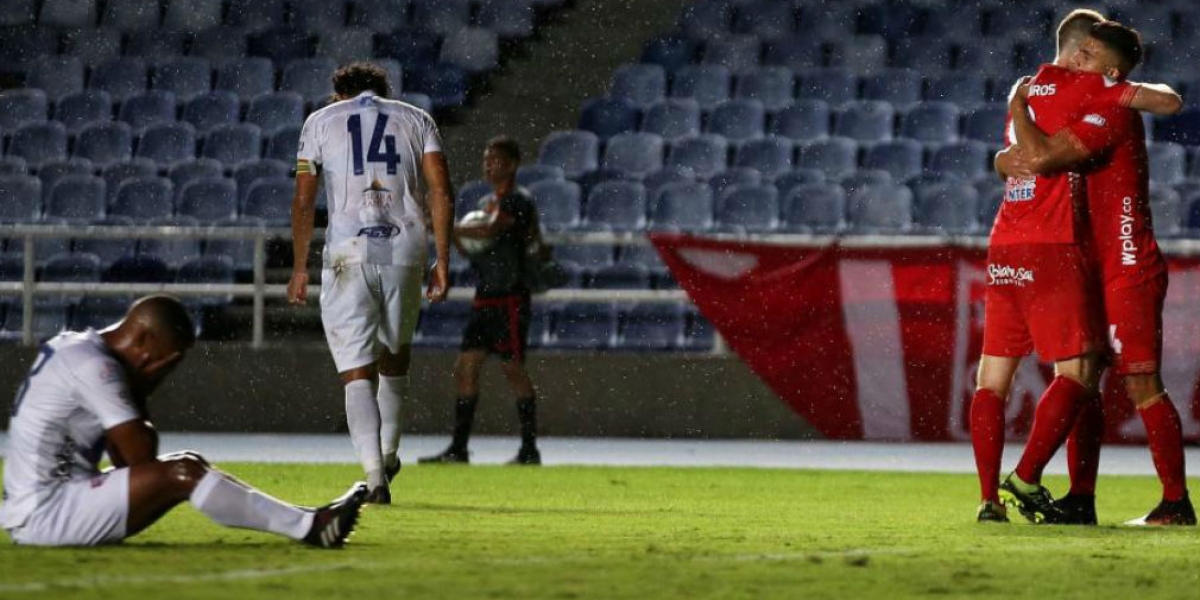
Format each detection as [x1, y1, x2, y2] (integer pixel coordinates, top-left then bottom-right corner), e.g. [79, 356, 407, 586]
[8, 468, 130, 546]
[320, 263, 423, 373]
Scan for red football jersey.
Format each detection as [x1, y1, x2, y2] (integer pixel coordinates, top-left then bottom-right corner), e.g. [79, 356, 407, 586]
[1067, 105, 1167, 289]
[989, 65, 1136, 246]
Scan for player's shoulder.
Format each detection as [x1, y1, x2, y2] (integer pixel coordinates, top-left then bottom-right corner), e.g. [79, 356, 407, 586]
[378, 97, 437, 125]
[50, 330, 122, 378]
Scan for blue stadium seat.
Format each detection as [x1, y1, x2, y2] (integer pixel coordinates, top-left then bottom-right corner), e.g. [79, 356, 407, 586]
[0, 157, 28, 176]
[168, 158, 224, 192]
[840, 169, 893, 194]
[963, 103, 1009, 145]
[250, 28, 314, 64]
[202, 123, 263, 167]
[589, 263, 651, 290]
[71, 296, 133, 331]
[529, 179, 582, 231]
[39, 0, 98, 28]
[36, 252, 102, 329]
[246, 92, 305, 135]
[912, 181, 980, 234]
[215, 58, 275, 100]
[733, 136, 793, 179]
[414, 301, 473, 347]
[603, 132, 665, 179]
[125, 30, 189, 60]
[133, 215, 201, 269]
[734, 67, 793, 112]
[797, 136, 858, 181]
[347, 0, 409, 32]
[708, 167, 762, 199]
[1112, 4, 1175, 44]
[74, 121, 133, 168]
[241, 178, 293, 226]
[860, 1, 922, 39]
[861, 68, 923, 107]
[176, 255, 236, 307]
[617, 303, 684, 351]
[774, 168, 824, 198]
[0, 89, 48, 132]
[264, 125, 301, 163]
[188, 26, 251, 61]
[152, 57, 213, 103]
[398, 92, 434, 114]
[1151, 184, 1183, 237]
[516, 165, 565, 187]
[863, 139, 924, 183]
[291, 0, 349, 32]
[46, 175, 106, 223]
[162, 0, 222, 32]
[900, 101, 961, 145]
[89, 58, 148, 104]
[579, 97, 640, 139]
[982, 6, 1048, 42]
[538, 130, 600, 179]
[705, 99, 765, 143]
[105, 253, 171, 283]
[666, 135, 727, 179]
[834, 100, 894, 143]
[649, 180, 714, 231]
[36, 158, 94, 204]
[670, 65, 731, 112]
[136, 121, 197, 166]
[555, 244, 613, 269]
[846, 183, 913, 232]
[477, 0, 536, 40]
[955, 42, 1017, 79]
[375, 28, 443, 69]
[314, 27, 375, 65]
[762, 36, 824, 72]
[412, 0, 472, 36]
[1154, 109, 1200, 146]
[407, 63, 468, 109]
[183, 91, 240, 133]
[642, 166, 697, 202]
[8, 122, 68, 168]
[118, 91, 177, 132]
[440, 27, 500, 76]
[640, 35, 697, 73]
[640, 98, 702, 141]
[101, 0, 159, 31]
[280, 58, 337, 107]
[227, 0, 286, 31]
[73, 216, 136, 269]
[582, 180, 647, 231]
[203, 218, 256, 273]
[929, 140, 990, 181]
[0, 0, 35, 26]
[701, 34, 761, 73]
[780, 182, 845, 233]
[54, 91, 113, 135]
[733, 0, 795, 40]
[234, 159, 290, 209]
[681, 309, 714, 351]
[677, 0, 733, 39]
[177, 177, 237, 224]
[715, 183, 779, 232]
[110, 176, 174, 223]
[0, 25, 58, 75]
[826, 35, 889, 75]
[796, 68, 858, 107]
[64, 28, 119, 68]
[544, 302, 616, 350]
[609, 64, 667, 110]
[1149, 142, 1187, 186]
[925, 72, 988, 109]
[25, 56, 85, 100]
[0, 175, 42, 223]
[769, 99, 830, 142]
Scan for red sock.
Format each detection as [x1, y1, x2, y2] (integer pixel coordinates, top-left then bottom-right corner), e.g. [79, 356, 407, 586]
[1015, 376, 1089, 484]
[1139, 396, 1189, 502]
[971, 388, 1006, 503]
[1066, 393, 1103, 496]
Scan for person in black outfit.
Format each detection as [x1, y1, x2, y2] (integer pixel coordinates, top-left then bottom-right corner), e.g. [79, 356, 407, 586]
[420, 136, 544, 465]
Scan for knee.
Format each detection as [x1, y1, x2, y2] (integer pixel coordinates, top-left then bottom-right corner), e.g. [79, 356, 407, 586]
[164, 454, 209, 489]
[1124, 374, 1164, 406]
[379, 347, 411, 377]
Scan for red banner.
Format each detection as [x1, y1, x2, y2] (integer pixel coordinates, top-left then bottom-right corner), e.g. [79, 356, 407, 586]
[651, 233, 1200, 442]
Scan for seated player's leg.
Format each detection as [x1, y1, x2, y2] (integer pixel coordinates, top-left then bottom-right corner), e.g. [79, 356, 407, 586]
[8, 468, 133, 546]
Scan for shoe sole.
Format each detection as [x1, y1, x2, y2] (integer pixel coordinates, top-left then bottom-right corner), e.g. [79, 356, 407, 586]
[999, 482, 1054, 524]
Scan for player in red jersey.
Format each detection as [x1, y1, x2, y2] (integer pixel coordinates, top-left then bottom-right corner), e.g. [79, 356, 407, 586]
[969, 9, 1184, 524]
[997, 22, 1193, 526]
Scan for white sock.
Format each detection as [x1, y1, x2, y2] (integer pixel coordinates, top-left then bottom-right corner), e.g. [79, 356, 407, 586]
[190, 470, 314, 540]
[345, 378, 385, 487]
[378, 375, 408, 463]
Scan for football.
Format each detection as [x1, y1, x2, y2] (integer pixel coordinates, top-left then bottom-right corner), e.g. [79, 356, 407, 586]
[458, 210, 495, 256]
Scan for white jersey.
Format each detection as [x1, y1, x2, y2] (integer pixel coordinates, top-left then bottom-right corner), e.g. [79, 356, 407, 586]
[298, 91, 442, 267]
[0, 330, 140, 530]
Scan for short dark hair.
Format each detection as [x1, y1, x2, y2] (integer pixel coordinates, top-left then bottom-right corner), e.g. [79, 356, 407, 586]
[1090, 21, 1143, 75]
[1056, 8, 1104, 56]
[486, 135, 521, 163]
[332, 62, 390, 99]
[129, 295, 196, 349]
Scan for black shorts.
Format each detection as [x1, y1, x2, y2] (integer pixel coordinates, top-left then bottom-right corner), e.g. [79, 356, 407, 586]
[460, 295, 531, 362]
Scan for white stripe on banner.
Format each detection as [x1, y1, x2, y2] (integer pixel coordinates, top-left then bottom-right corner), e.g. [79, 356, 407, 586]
[838, 260, 912, 440]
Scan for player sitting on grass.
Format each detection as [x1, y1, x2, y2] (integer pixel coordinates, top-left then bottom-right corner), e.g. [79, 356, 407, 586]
[0, 295, 368, 547]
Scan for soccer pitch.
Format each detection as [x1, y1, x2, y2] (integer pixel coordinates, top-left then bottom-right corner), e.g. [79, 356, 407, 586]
[0, 463, 1197, 600]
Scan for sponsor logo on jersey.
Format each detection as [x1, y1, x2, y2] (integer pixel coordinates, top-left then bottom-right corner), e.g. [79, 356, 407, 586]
[987, 264, 1035, 287]
[357, 225, 401, 238]
[363, 179, 395, 209]
[1004, 177, 1036, 202]
[1083, 113, 1107, 127]
[1120, 195, 1137, 265]
[1028, 83, 1057, 97]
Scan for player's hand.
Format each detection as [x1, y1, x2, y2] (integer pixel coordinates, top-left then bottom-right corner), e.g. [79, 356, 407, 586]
[426, 262, 450, 303]
[1004, 147, 1037, 178]
[1008, 76, 1031, 108]
[287, 271, 309, 304]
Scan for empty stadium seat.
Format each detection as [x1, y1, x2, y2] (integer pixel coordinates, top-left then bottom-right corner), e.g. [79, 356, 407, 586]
[348, 0, 409, 32]
[412, 0, 472, 36]
[241, 178, 293, 225]
[234, 159, 291, 209]
[125, 30, 189, 60]
[136, 122, 197, 166]
[602, 132, 665, 179]
[245, 92, 305, 135]
[762, 36, 824, 72]
[677, 0, 732, 39]
[925, 72, 988, 109]
[25, 56, 85, 100]
[555, 244, 614, 269]
[152, 57, 213, 103]
[440, 27, 500, 76]
[74, 121, 133, 168]
[177, 177, 237, 224]
[780, 182, 845, 233]
[8, 121, 68, 168]
[617, 304, 684, 351]
[118, 91, 178, 132]
[862, 139, 924, 182]
[701, 34, 761, 73]
[202, 123, 263, 166]
[189, 26, 251, 61]
[168, 158, 224, 192]
[955, 42, 1018, 79]
[0, 175, 42, 223]
[733, 0, 796, 41]
[797, 137, 858, 181]
[406, 62, 468, 109]
[846, 183, 913, 232]
[670, 65, 731, 111]
[110, 176, 175, 223]
[54, 91, 113, 135]
[582, 180, 647, 231]
[963, 103, 1009, 144]
[649, 180, 714, 231]
[39, 0, 98, 29]
[589, 263, 651, 290]
[769, 99, 830, 142]
[37, 158, 94, 203]
[929, 140, 990, 181]
[640, 98, 702, 141]
[163, 0, 222, 32]
[1149, 142, 1188, 185]
[733, 136, 793, 179]
[538, 130, 600, 179]
[834, 100, 895, 143]
[375, 28, 443, 68]
[708, 167, 762, 199]
[609, 64, 668, 110]
[280, 58, 337, 106]
[101, 0, 159, 31]
[640, 34, 697, 73]
[265, 126, 301, 163]
[227, 0, 286, 31]
[176, 255, 236, 308]
[0, 25, 58, 75]
[734, 67, 793, 112]
[138, 215, 203, 269]
[529, 179, 582, 231]
[0, 89, 48, 132]
[861, 69, 923, 107]
[516, 165, 565, 187]
[666, 135, 728, 179]
[705, 99, 765, 143]
[912, 181, 980, 234]
[73, 216, 137, 269]
[900, 101, 961, 145]
[578, 97, 640, 139]
[544, 302, 616, 349]
[89, 58, 148, 104]
[455, 180, 491, 215]
[215, 57, 275, 100]
[0, 157, 28, 176]
[715, 183, 779, 232]
[105, 254, 171, 283]
[183, 91, 240, 133]
[796, 68, 858, 106]
[826, 35, 889, 75]
[45, 175, 106, 223]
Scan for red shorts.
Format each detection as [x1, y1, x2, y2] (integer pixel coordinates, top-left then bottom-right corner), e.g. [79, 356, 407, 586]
[982, 244, 1103, 361]
[1102, 275, 1166, 375]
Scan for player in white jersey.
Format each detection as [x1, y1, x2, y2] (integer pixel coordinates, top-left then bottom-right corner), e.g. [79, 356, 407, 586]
[0, 296, 367, 547]
[288, 63, 453, 504]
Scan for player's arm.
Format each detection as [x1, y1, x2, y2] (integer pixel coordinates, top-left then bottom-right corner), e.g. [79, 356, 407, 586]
[287, 167, 319, 304]
[422, 151, 453, 303]
[1127, 83, 1184, 116]
[105, 419, 159, 467]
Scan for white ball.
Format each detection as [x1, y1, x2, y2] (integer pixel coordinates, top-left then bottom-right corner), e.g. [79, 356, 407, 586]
[458, 210, 494, 255]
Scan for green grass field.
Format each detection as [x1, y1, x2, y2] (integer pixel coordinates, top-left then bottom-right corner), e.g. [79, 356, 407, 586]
[1, 463, 1197, 600]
